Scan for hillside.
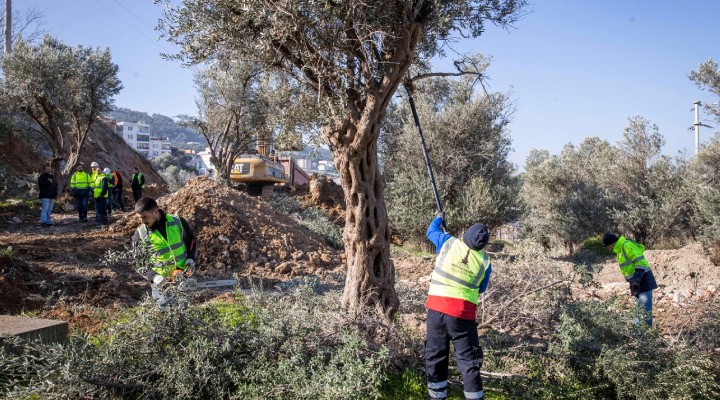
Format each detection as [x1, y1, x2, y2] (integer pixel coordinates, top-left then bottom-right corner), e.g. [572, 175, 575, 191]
[106, 107, 203, 145]
[0, 119, 165, 200]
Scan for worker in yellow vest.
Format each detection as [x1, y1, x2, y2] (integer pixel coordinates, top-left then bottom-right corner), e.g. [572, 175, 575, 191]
[69, 163, 91, 222]
[92, 167, 110, 225]
[89, 161, 100, 217]
[603, 233, 658, 326]
[424, 211, 491, 400]
[132, 197, 197, 309]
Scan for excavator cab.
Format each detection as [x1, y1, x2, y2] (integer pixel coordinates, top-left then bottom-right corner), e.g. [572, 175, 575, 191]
[229, 154, 288, 199]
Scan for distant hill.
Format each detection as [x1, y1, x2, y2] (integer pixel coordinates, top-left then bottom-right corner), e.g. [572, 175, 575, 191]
[105, 107, 204, 146]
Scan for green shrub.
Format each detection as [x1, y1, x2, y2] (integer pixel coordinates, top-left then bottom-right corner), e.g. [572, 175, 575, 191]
[268, 194, 302, 215]
[269, 196, 343, 249]
[582, 236, 612, 257]
[298, 207, 344, 249]
[532, 300, 720, 399]
[0, 286, 397, 399]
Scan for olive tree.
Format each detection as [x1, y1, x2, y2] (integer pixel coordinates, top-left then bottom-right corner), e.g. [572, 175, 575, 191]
[0, 35, 122, 194]
[179, 61, 268, 185]
[158, 0, 527, 318]
[689, 59, 720, 124]
[688, 59, 720, 242]
[689, 134, 720, 242]
[520, 138, 619, 250]
[521, 117, 691, 249]
[610, 116, 691, 245]
[384, 75, 518, 242]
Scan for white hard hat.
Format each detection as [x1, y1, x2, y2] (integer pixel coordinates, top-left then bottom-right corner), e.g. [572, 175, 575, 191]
[103, 168, 111, 174]
[90, 161, 99, 167]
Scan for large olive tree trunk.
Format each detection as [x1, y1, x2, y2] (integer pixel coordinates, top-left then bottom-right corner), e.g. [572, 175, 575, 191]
[324, 112, 399, 319]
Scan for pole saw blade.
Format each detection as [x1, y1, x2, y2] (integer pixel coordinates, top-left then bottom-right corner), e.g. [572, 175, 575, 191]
[179, 278, 238, 292]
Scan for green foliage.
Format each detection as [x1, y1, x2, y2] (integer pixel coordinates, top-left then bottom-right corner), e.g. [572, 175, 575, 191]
[521, 118, 692, 248]
[0, 286, 397, 399]
[689, 133, 720, 243]
[689, 58, 720, 124]
[269, 196, 343, 249]
[380, 369, 428, 399]
[531, 300, 720, 399]
[151, 148, 195, 172]
[0, 247, 16, 258]
[384, 77, 519, 241]
[582, 236, 612, 257]
[268, 194, 302, 215]
[159, 165, 197, 192]
[298, 208, 344, 250]
[0, 35, 123, 191]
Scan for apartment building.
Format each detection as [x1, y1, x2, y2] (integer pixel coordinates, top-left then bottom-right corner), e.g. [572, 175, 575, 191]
[115, 121, 172, 159]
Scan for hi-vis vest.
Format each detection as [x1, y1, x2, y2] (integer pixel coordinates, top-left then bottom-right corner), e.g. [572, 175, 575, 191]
[70, 171, 91, 189]
[93, 173, 108, 198]
[132, 172, 145, 188]
[613, 236, 650, 278]
[137, 214, 187, 277]
[428, 238, 490, 305]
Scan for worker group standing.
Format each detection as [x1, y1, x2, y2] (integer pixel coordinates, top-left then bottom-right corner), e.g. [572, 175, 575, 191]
[424, 212, 491, 400]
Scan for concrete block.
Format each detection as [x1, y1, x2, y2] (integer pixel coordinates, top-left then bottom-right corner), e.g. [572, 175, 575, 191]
[0, 315, 68, 344]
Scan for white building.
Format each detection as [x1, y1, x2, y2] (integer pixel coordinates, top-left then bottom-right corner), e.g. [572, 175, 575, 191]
[116, 121, 172, 159]
[197, 147, 215, 176]
[184, 149, 212, 175]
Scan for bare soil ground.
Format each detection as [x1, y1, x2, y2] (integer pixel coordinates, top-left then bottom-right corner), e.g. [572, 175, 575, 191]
[393, 243, 720, 335]
[2, 175, 718, 338]
[0, 177, 346, 332]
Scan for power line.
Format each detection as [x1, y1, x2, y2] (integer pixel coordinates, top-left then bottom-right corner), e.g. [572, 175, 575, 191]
[91, 0, 165, 50]
[109, 0, 155, 31]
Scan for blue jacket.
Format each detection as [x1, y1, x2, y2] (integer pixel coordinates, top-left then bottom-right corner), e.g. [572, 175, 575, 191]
[426, 216, 492, 293]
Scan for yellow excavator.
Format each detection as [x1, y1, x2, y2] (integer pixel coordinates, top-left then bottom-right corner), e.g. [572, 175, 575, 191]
[229, 136, 294, 199]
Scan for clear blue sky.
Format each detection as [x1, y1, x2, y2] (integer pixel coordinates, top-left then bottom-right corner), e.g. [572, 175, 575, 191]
[18, 0, 720, 167]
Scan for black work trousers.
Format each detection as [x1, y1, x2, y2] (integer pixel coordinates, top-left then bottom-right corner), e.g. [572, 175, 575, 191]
[425, 309, 484, 399]
[132, 188, 143, 202]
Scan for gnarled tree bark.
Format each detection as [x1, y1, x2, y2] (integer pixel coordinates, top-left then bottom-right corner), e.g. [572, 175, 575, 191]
[328, 121, 398, 319]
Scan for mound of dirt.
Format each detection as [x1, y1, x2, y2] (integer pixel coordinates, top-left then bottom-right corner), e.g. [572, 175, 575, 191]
[291, 174, 346, 223]
[112, 177, 345, 284]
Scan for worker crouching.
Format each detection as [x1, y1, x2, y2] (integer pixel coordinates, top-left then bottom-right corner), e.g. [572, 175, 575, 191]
[133, 197, 197, 309]
[425, 212, 492, 400]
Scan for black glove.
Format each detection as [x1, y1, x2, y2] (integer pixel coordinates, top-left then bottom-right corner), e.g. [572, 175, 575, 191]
[435, 211, 445, 220]
[629, 282, 641, 297]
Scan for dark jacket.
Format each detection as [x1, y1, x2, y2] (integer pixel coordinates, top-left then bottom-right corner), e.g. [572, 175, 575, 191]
[110, 171, 124, 189]
[130, 172, 145, 189]
[38, 172, 58, 199]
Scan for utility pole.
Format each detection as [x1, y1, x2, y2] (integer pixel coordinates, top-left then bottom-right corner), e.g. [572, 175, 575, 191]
[3, 0, 10, 55]
[693, 100, 701, 156]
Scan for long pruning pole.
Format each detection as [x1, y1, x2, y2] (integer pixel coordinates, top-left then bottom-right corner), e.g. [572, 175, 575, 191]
[403, 78, 447, 231]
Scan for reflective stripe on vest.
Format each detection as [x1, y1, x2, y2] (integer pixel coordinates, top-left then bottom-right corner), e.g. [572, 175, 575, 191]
[428, 238, 490, 305]
[71, 171, 91, 189]
[616, 237, 650, 277]
[93, 174, 108, 198]
[137, 214, 187, 276]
